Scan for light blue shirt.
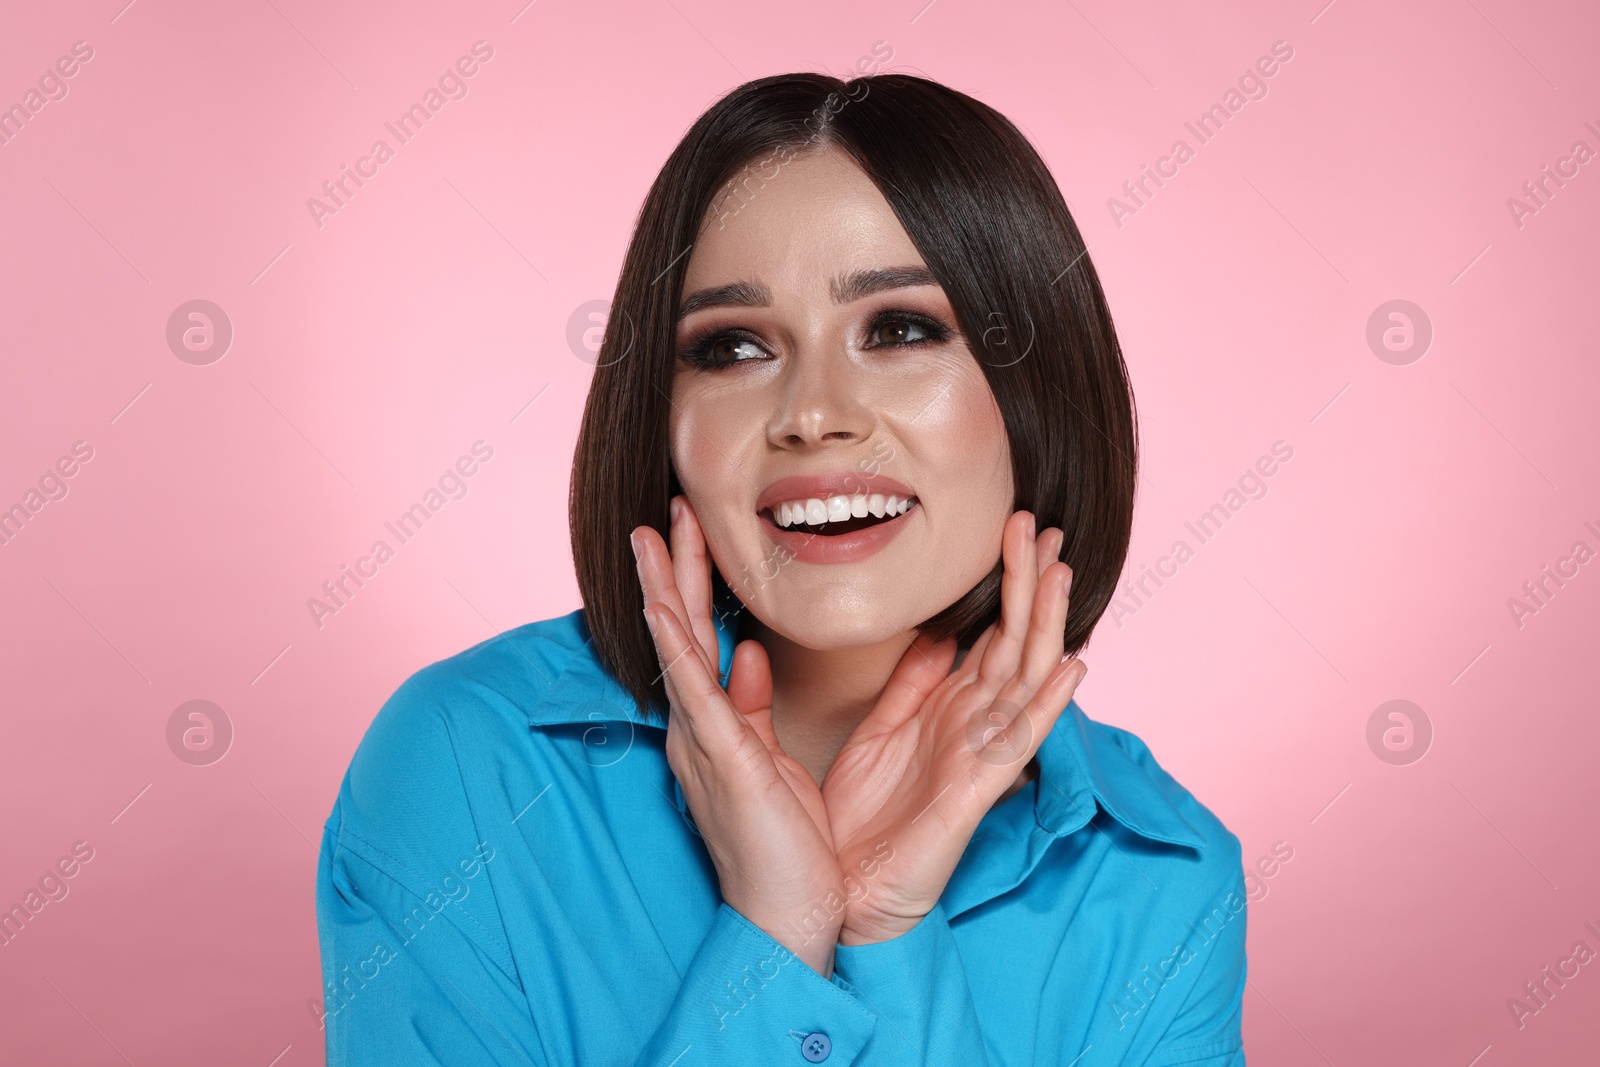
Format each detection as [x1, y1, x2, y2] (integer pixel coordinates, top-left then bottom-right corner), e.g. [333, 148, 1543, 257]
[316, 605, 1247, 1065]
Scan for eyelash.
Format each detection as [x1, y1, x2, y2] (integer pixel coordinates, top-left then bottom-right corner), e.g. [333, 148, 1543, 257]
[676, 309, 954, 370]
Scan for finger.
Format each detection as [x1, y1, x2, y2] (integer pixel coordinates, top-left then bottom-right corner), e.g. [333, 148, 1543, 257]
[857, 632, 958, 736]
[956, 618, 1000, 680]
[634, 525, 715, 677]
[1018, 561, 1072, 694]
[726, 639, 782, 752]
[965, 522, 1057, 678]
[643, 602, 746, 754]
[669, 496, 721, 671]
[641, 599, 694, 745]
[726, 639, 772, 720]
[949, 632, 988, 692]
[1016, 656, 1087, 764]
[978, 655, 1086, 794]
[978, 511, 1038, 690]
[1036, 527, 1063, 576]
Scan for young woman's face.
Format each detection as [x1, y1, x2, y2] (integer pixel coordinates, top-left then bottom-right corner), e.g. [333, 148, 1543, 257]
[669, 143, 1014, 650]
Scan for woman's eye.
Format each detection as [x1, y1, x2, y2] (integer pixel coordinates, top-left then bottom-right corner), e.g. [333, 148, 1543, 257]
[867, 315, 949, 348]
[681, 313, 951, 369]
[682, 333, 766, 366]
[871, 320, 919, 345]
[708, 336, 764, 363]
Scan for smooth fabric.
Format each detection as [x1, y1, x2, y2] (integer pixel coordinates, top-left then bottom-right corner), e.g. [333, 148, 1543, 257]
[315, 605, 1248, 1065]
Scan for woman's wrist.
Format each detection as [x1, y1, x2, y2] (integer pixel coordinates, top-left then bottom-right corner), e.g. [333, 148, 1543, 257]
[739, 906, 842, 978]
[783, 924, 840, 979]
[838, 915, 920, 946]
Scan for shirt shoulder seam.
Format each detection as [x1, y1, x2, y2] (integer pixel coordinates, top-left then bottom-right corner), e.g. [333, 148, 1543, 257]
[331, 825, 523, 989]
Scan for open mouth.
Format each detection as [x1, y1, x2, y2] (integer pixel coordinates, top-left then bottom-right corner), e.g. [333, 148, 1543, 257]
[760, 494, 918, 537]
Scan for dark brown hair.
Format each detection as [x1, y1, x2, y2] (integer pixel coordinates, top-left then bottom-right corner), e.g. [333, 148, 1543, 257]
[570, 72, 1138, 723]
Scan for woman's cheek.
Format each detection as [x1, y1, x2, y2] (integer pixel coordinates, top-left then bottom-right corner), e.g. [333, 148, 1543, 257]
[668, 398, 724, 499]
[896, 371, 1010, 497]
[669, 402, 752, 571]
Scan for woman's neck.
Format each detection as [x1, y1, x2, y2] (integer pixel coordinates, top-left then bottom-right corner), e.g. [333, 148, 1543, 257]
[735, 612, 1041, 805]
[740, 614, 913, 786]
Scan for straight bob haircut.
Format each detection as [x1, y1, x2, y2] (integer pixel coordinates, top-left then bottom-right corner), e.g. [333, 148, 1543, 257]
[570, 72, 1139, 724]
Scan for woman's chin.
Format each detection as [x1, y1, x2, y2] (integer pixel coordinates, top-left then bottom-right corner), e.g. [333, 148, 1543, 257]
[738, 588, 944, 654]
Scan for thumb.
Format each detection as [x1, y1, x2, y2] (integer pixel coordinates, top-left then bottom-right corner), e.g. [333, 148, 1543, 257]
[727, 638, 773, 714]
[727, 639, 781, 751]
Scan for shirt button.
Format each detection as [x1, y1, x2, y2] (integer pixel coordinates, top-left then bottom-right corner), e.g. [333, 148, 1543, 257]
[800, 1030, 831, 1062]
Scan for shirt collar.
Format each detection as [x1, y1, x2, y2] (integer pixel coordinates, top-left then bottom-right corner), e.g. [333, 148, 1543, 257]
[528, 605, 1206, 852]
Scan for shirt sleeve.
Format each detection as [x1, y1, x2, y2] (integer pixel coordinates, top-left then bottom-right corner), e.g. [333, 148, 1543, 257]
[1142, 879, 1249, 1067]
[317, 817, 548, 1067]
[321, 830, 884, 1066]
[315, 674, 885, 1066]
[828, 901, 994, 1067]
[629, 901, 880, 1065]
[316, 666, 550, 1067]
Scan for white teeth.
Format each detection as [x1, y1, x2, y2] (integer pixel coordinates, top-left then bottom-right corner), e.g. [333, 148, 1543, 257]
[769, 493, 917, 528]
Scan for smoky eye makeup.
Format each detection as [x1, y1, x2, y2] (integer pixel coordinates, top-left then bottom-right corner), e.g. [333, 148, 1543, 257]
[676, 306, 958, 370]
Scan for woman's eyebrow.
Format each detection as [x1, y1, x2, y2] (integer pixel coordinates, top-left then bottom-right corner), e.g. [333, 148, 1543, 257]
[676, 266, 941, 321]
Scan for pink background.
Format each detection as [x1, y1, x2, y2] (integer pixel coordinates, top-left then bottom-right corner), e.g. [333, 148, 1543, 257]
[2, 0, 1596, 1063]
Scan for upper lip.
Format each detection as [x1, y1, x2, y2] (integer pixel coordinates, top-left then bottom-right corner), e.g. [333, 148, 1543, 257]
[755, 472, 917, 513]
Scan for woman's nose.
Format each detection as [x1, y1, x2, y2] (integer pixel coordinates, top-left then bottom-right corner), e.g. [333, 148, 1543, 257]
[765, 344, 874, 449]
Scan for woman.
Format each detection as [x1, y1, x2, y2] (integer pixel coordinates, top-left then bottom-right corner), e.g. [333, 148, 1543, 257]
[316, 71, 1247, 1066]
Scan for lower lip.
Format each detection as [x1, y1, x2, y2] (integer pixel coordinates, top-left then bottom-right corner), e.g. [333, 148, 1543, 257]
[758, 504, 917, 565]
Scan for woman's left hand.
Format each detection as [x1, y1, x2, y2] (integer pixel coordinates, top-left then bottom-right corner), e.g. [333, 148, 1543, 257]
[819, 510, 1087, 946]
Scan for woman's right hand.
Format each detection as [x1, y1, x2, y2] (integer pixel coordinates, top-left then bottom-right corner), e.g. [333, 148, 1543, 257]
[631, 494, 847, 978]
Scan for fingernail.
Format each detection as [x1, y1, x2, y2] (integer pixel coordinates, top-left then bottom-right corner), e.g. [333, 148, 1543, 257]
[670, 497, 682, 524]
[1025, 513, 1036, 540]
[630, 531, 642, 562]
[643, 607, 658, 636]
